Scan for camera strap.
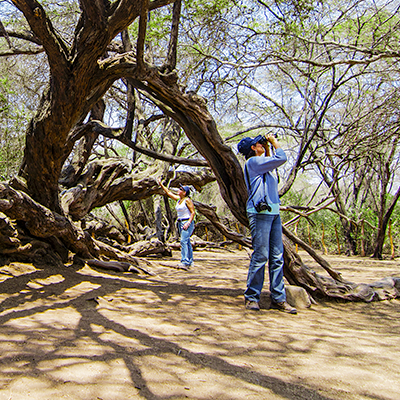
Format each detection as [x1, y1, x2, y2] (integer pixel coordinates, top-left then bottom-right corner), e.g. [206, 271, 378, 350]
[244, 163, 268, 209]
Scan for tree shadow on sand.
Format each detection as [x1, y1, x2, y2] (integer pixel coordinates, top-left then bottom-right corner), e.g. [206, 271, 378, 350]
[0, 257, 398, 399]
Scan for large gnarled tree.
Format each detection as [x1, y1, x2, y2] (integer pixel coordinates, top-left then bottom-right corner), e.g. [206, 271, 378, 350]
[0, 0, 399, 302]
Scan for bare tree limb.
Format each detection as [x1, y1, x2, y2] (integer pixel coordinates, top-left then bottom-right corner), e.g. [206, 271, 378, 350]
[136, 0, 149, 73]
[164, 0, 181, 72]
[11, 0, 70, 73]
[0, 47, 44, 57]
[282, 198, 337, 227]
[0, 29, 42, 45]
[68, 120, 209, 167]
[282, 225, 344, 282]
[0, 18, 12, 48]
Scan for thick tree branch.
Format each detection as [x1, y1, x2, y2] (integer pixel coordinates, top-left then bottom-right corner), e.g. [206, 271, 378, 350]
[99, 67, 248, 226]
[120, 30, 136, 141]
[79, 0, 107, 27]
[107, 0, 176, 40]
[0, 184, 156, 273]
[136, 0, 149, 72]
[0, 183, 92, 258]
[149, 0, 177, 11]
[164, 0, 181, 72]
[62, 159, 215, 219]
[11, 0, 70, 74]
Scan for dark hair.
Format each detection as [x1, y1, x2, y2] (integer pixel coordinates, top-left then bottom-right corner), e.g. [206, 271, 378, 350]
[245, 149, 256, 159]
[179, 185, 191, 196]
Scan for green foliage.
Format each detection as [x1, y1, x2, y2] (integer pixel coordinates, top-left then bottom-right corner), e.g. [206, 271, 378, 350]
[0, 78, 10, 114]
[0, 76, 27, 180]
[280, 185, 400, 256]
[147, 9, 173, 43]
[184, 0, 233, 19]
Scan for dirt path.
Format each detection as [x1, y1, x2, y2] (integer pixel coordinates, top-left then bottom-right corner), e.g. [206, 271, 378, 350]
[0, 249, 399, 400]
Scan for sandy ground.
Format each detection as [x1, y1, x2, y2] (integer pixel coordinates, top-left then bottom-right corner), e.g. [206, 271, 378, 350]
[0, 248, 399, 400]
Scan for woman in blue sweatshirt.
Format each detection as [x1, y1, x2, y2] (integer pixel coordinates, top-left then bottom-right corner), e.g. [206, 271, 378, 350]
[238, 134, 297, 314]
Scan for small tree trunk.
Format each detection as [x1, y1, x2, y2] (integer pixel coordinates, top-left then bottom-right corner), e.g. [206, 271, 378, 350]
[372, 226, 386, 259]
[154, 196, 163, 242]
[163, 195, 177, 239]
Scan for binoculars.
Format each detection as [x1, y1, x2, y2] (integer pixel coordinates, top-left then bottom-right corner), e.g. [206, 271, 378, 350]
[258, 133, 278, 145]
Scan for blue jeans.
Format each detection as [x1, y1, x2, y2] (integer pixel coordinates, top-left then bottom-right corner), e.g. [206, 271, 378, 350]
[244, 213, 286, 303]
[178, 220, 194, 265]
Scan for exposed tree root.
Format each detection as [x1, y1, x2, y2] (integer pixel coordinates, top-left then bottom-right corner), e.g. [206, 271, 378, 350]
[282, 235, 400, 302]
[0, 184, 156, 275]
[85, 259, 138, 273]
